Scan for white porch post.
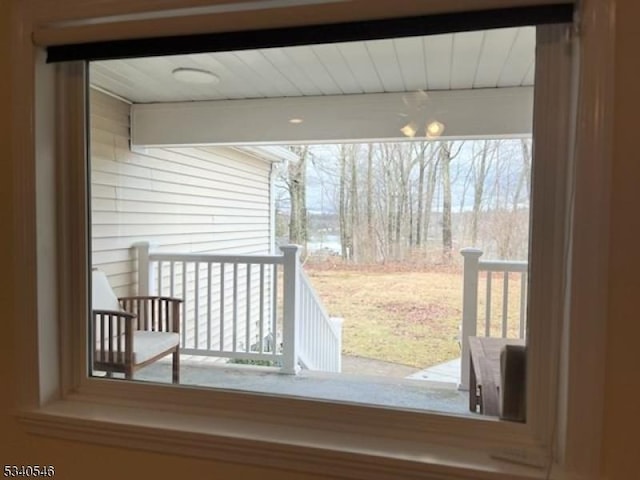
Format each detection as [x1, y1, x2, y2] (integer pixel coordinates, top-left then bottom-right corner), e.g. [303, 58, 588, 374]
[460, 248, 483, 391]
[281, 245, 301, 374]
[133, 241, 151, 296]
[330, 317, 344, 373]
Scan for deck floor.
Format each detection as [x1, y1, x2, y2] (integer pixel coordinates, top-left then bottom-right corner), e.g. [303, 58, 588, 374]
[130, 356, 470, 416]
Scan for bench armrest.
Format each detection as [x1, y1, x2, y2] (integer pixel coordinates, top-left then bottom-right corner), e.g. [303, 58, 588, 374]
[93, 309, 136, 320]
[119, 295, 183, 303]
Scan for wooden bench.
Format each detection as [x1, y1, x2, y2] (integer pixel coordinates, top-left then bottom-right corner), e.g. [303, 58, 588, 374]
[92, 269, 182, 383]
[468, 336, 526, 421]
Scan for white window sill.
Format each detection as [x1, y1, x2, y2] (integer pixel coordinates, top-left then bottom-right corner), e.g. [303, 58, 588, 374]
[18, 396, 556, 480]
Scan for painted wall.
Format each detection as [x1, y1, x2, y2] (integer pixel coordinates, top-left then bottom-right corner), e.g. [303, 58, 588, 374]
[90, 89, 274, 358]
[90, 90, 272, 290]
[1, 1, 639, 479]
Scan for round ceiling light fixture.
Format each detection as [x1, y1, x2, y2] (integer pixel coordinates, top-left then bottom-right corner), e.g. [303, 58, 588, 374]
[289, 117, 304, 124]
[172, 68, 220, 85]
[400, 122, 418, 138]
[426, 120, 445, 139]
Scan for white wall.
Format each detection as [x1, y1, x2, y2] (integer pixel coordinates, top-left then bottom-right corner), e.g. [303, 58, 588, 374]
[90, 90, 272, 289]
[90, 89, 275, 354]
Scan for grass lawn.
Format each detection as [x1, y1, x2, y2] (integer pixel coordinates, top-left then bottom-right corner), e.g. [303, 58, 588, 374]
[304, 263, 525, 369]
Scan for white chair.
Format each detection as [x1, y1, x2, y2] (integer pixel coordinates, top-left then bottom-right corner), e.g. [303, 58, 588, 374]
[92, 269, 181, 383]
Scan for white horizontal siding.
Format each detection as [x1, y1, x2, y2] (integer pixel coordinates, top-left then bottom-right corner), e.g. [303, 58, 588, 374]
[92, 184, 270, 211]
[90, 90, 273, 302]
[93, 235, 270, 255]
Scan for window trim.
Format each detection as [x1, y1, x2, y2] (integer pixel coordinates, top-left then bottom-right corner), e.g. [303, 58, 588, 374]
[11, 1, 611, 479]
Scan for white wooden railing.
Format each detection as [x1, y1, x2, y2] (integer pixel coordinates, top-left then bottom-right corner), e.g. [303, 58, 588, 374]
[134, 242, 341, 374]
[298, 269, 342, 372]
[459, 248, 528, 390]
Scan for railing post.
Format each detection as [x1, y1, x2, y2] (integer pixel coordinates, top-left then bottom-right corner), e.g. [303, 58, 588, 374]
[281, 245, 301, 374]
[330, 317, 344, 373]
[460, 248, 483, 391]
[133, 242, 151, 296]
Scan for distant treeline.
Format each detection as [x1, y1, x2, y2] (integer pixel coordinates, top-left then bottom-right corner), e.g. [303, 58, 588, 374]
[276, 139, 532, 264]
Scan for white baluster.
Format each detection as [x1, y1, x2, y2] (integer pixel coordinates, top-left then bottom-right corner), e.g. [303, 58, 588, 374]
[194, 262, 199, 348]
[220, 263, 225, 351]
[246, 263, 251, 353]
[233, 263, 238, 352]
[485, 272, 492, 336]
[259, 264, 265, 353]
[207, 262, 212, 350]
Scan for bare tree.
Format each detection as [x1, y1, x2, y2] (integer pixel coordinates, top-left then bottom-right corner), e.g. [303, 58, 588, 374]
[439, 141, 464, 262]
[337, 144, 361, 261]
[286, 146, 309, 246]
[471, 140, 496, 246]
[481, 139, 532, 259]
[394, 146, 406, 253]
[413, 142, 434, 247]
[338, 145, 349, 260]
[295, 138, 532, 265]
[365, 143, 375, 260]
[422, 153, 439, 249]
[350, 144, 360, 261]
[381, 145, 396, 259]
[512, 139, 532, 211]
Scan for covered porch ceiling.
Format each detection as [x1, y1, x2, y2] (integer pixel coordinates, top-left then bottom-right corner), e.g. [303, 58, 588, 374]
[90, 26, 535, 145]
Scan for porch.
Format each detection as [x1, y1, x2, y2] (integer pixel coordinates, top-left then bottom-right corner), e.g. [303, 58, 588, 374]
[124, 241, 527, 406]
[88, 31, 531, 408]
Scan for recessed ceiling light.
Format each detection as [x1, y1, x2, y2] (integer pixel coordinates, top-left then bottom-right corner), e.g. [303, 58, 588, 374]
[400, 122, 417, 138]
[426, 121, 445, 138]
[172, 68, 220, 85]
[289, 118, 304, 124]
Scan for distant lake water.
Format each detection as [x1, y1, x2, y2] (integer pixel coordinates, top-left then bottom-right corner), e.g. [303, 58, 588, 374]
[307, 234, 341, 254]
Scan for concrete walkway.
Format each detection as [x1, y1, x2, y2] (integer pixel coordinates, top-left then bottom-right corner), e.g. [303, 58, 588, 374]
[342, 354, 462, 386]
[407, 357, 461, 385]
[341, 355, 419, 378]
[132, 357, 469, 415]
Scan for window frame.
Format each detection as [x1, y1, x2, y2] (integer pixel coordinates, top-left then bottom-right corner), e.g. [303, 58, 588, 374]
[12, 1, 612, 479]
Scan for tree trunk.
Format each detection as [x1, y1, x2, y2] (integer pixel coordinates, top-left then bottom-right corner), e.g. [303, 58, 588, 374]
[287, 146, 308, 247]
[408, 187, 414, 248]
[416, 156, 426, 247]
[366, 143, 374, 259]
[384, 147, 394, 259]
[350, 146, 359, 261]
[339, 146, 349, 260]
[440, 143, 453, 262]
[394, 148, 406, 260]
[472, 141, 491, 246]
[512, 139, 532, 212]
[423, 157, 438, 248]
